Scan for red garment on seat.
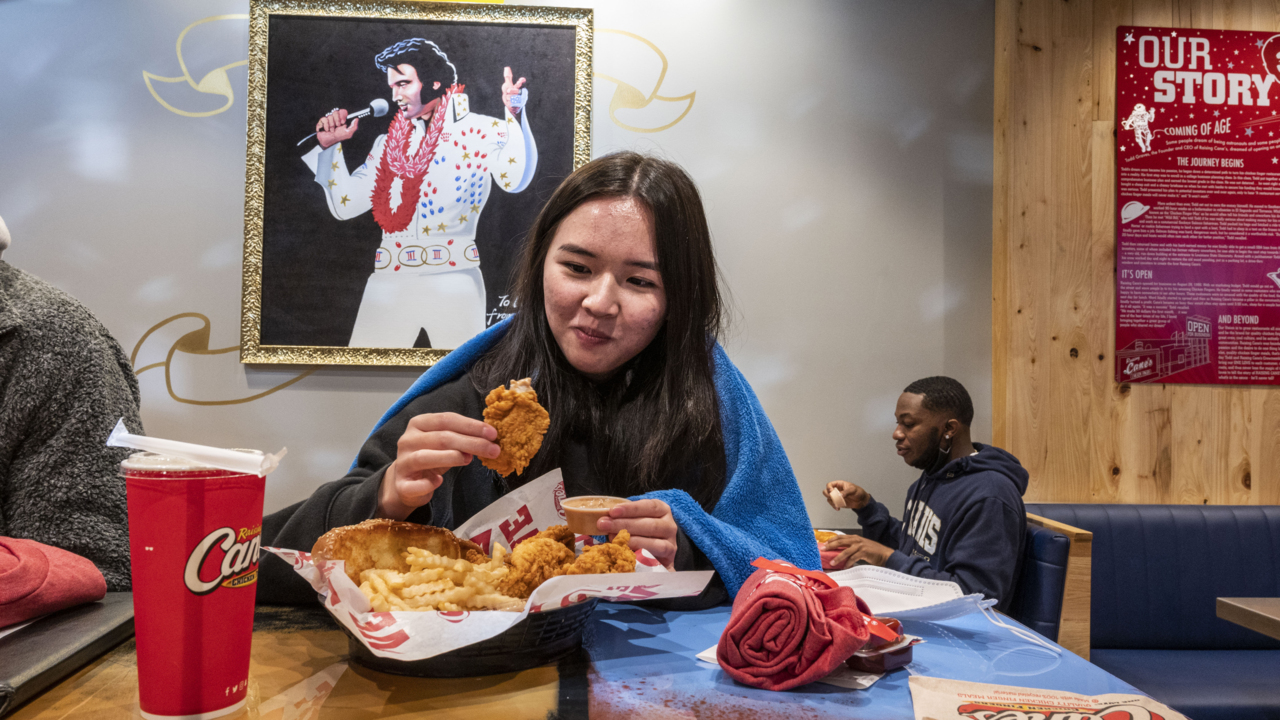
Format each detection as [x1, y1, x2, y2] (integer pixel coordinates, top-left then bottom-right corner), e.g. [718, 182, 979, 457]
[717, 563, 872, 691]
[0, 537, 107, 628]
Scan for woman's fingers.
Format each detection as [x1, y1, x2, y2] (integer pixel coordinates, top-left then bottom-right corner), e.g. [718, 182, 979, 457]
[400, 413, 500, 458]
[626, 535, 676, 562]
[596, 500, 676, 568]
[598, 499, 676, 539]
[402, 429, 499, 459]
[606, 498, 669, 519]
[408, 412, 498, 440]
[597, 515, 673, 538]
[395, 471, 444, 506]
[396, 448, 474, 478]
[379, 413, 499, 520]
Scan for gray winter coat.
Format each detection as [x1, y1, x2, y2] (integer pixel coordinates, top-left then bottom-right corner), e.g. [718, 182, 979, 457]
[0, 261, 143, 590]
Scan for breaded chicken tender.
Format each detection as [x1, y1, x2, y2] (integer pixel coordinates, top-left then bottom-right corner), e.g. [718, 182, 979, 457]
[498, 536, 575, 599]
[566, 530, 636, 575]
[532, 524, 577, 553]
[481, 378, 550, 476]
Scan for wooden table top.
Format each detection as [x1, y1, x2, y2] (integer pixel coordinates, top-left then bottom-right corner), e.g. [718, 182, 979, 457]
[1216, 597, 1280, 641]
[8, 606, 562, 720]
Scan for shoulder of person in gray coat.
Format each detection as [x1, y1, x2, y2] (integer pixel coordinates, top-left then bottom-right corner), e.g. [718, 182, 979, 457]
[0, 218, 143, 592]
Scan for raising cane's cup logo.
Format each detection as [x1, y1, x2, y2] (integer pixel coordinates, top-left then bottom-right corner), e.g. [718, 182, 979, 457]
[183, 524, 263, 595]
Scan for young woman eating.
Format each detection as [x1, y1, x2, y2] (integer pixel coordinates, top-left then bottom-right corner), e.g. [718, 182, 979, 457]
[259, 152, 819, 607]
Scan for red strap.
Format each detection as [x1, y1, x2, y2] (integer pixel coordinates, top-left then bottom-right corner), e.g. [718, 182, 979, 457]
[865, 615, 900, 643]
[750, 558, 901, 643]
[751, 557, 839, 589]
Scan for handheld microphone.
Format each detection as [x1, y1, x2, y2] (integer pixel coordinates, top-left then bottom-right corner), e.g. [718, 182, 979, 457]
[297, 99, 390, 147]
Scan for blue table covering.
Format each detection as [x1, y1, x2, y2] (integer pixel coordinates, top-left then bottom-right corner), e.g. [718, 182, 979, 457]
[581, 604, 1140, 719]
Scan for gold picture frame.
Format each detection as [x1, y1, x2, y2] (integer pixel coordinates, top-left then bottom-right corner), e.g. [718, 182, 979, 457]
[241, 0, 591, 366]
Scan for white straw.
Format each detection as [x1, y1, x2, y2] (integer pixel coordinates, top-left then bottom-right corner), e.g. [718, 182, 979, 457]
[106, 419, 286, 477]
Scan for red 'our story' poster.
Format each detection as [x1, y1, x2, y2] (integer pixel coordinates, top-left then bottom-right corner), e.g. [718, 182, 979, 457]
[1116, 26, 1280, 385]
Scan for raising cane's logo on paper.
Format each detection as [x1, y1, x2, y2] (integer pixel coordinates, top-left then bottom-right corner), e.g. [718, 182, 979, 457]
[553, 481, 566, 518]
[958, 701, 1169, 720]
[184, 524, 263, 595]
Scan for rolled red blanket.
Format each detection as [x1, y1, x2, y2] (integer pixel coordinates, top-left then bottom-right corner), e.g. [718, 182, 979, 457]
[0, 537, 107, 628]
[716, 559, 872, 691]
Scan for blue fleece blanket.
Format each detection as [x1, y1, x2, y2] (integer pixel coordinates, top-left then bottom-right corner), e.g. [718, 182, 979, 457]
[360, 318, 821, 595]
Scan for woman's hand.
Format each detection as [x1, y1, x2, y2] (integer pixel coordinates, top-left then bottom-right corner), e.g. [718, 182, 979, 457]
[377, 413, 500, 520]
[824, 480, 871, 511]
[596, 498, 679, 570]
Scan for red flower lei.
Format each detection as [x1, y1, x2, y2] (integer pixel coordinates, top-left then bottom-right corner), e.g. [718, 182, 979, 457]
[371, 87, 457, 234]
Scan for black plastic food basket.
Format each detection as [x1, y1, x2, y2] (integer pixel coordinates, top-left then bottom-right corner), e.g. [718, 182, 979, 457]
[340, 598, 598, 677]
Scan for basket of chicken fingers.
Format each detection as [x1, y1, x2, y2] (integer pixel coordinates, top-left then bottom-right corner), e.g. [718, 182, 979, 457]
[312, 519, 640, 675]
[265, 470, 713, 676]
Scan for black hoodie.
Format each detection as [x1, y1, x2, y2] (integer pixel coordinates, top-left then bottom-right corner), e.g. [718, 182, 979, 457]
[854, 443, 1029, 611]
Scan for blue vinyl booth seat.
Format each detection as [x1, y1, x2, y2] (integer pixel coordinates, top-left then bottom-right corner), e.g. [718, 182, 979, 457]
[1025, 503, 1280, 720]
[1008, 521, 1072, 642]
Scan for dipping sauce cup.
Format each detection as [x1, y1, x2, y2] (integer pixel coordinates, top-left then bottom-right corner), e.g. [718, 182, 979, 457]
[562, 495, 629, 535]
[123, 452, 265, 720]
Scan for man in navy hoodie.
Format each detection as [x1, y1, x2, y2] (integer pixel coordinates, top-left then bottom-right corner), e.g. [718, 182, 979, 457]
[823, 376, 1029, 611]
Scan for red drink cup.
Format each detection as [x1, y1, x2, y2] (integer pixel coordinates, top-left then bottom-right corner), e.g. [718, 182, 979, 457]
[123, 453, 265, 720]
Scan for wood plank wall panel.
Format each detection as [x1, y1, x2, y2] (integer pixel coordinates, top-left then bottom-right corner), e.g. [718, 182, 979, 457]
[994, 0, 1280, 505]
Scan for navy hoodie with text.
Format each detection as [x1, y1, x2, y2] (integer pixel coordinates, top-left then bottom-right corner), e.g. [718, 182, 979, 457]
[854, 443, 1029, 611]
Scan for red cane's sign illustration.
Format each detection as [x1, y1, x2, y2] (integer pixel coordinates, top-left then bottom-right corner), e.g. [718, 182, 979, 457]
[183, 524, 262, 595]
[958, 701, 1168, 720]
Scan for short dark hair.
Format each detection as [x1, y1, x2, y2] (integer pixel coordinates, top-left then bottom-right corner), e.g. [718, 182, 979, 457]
[903, 376, 974, 426]
[375, 38, 457, 88]
[475, 151, 727, 509]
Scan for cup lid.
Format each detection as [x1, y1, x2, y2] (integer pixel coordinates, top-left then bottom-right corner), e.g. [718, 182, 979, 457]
[120, 451, 254, 472]
[107, 419, 285, 476]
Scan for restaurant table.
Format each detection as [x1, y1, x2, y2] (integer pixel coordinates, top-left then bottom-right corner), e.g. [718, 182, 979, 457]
[1216, 597, 1280, 641]
[9, 602, 1142, 719]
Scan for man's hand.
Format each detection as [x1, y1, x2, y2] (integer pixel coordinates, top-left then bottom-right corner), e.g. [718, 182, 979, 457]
[501, 66, 527, 116]
[596, 499, 678, 570]
[824, 535, 894, 569]
[824, 481, 871, 511]
[316, 108, 359, 149]
[377, 413, 500, 520]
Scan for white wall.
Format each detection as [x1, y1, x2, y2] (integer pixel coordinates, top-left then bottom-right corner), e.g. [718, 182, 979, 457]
[0, 0, 993, 529]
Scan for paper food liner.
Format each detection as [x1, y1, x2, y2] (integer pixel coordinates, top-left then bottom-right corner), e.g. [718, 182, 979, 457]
[907, 676, 1190, 720]
[267, 469, 713, 660]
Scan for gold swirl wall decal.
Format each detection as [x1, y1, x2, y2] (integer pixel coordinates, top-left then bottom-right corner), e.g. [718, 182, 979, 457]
[133, 313, 318, 406]
[143, 14, 250, 118]
[593, 29, 695, 133]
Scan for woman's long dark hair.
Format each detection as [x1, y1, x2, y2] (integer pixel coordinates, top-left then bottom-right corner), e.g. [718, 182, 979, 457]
[473, 152, 727, 510]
